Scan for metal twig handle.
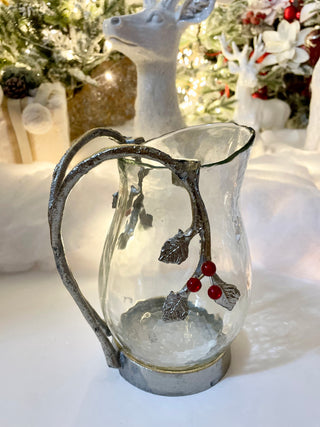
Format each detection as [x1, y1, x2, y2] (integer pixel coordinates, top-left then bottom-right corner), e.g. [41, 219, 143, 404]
[48, 128, 211, 368]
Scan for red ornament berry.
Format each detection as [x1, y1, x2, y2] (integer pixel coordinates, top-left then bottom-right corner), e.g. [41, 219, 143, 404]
[296, 10, 301, 19]
[251, 15, 260, 25]
[201, 261, 216, 276]
[246, 11, 254, 18]
[256, 12, 266, 19]
[225, 84, 230, 98]
[256, 52, 270, 64]
[187, 277, 202, 292]
[283, 5, 297, 21]
[208, 285, 222, 300]
[252, 86, 268, 100]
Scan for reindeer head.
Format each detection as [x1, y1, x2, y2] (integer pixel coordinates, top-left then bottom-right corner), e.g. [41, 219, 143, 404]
[219, 34, 265, 89]
[103, 0, 215, 64]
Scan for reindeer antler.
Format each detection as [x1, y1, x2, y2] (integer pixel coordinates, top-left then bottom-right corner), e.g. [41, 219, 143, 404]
[219, 34, 231, 60]
[144, 0, 157, 9]
[219, 33, 251, 73]
[161, 0, 180, 11]
[249, 34, 265, 65]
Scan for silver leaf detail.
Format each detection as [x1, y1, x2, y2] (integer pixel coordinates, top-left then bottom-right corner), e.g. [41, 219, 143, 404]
[180, 0, 210, 20]
[139, 208, 153, 229]
[112, 192, 119, 209]
[162, 291, 189, 321]
[158, 229, 190, 265]
[212, 276, 240, 311]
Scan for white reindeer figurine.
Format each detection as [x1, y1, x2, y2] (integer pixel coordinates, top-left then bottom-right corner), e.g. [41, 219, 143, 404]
[104, 0, 215, 139]
[219, 34, 291, 133]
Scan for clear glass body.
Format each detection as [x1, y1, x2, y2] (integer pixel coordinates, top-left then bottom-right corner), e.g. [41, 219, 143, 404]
[99, 123, 254, 370]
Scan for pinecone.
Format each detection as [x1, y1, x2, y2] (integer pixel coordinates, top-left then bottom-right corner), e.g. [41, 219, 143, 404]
[1, 66, 41, 99]
[2, 75, 28, 99]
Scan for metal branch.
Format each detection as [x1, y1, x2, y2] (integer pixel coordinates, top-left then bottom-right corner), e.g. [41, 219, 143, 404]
[48, 131, 208, 366]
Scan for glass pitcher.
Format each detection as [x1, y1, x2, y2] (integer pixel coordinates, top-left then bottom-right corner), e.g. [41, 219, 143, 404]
[49, 123, 254, 396]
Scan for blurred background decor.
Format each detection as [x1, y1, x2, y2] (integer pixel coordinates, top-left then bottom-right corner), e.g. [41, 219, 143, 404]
[175, 0, 320, 130]
[0, 0, 319, 157]
[0, 0, 319, 282]
[0, 0, 138, 161]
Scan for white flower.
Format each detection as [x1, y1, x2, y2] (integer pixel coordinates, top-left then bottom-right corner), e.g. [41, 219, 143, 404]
[262, 20, 311, 71]
[300, 2, 320, 23]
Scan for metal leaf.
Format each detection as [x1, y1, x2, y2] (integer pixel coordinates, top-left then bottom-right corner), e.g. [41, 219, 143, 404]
[158, 229, 190, 265]
[212, 276, 240, 311]
[180, 0, 210, 20]
[139, 208, 153, 229]
[171, 171, 184, 188]
[112, 192, 119, 208]
[162, 291, 189, 321]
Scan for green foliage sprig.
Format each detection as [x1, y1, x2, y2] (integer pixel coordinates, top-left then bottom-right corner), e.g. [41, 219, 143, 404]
[0, 0, 127, 93]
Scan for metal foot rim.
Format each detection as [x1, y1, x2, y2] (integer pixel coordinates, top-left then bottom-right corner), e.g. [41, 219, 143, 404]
[118, 347, 231, 396]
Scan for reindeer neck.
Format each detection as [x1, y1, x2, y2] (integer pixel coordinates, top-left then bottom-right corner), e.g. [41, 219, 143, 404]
[134, 61, 185, 139]
[236, 82, 254, 103]
[234, 79, 258, 130]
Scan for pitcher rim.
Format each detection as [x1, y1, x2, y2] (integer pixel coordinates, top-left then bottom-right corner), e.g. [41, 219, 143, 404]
[144, 122, 255, 168]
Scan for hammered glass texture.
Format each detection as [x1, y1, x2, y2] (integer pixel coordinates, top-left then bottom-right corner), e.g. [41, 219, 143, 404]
[99, 123, 253, 369]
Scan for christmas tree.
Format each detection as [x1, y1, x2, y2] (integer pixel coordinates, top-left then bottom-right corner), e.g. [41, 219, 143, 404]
[0, 0, 131, 95]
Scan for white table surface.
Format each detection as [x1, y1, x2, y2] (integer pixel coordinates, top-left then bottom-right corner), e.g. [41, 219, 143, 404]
[1, 269, 320, 427]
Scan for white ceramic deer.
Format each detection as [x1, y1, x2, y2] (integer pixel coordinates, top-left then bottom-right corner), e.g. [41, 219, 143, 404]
[305, 57, 320, 151]
[103, 0, 215, 139]
[219, 34, 291, 133]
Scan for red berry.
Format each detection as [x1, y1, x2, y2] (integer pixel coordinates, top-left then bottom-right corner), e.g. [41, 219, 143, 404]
[208, 285, 222, 300]
[187, 277, 202, 292]
[296, 10, 301, 19]
[256, 12, 266, 19]
[251, 16, 260, 25]
[242, 18, 250, 25]
[252, 86, 268, 99]
[201, 261, 216, 276]
[284, 5, 297, 21]
[246, 11, 254, 18]
[257, 52, 270, 63]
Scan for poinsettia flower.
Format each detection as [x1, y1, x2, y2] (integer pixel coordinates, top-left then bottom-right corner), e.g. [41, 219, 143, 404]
[262, 20, 311, 72]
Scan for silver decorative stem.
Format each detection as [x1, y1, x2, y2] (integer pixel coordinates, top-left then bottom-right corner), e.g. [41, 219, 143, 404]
[48, 128, 209, 367]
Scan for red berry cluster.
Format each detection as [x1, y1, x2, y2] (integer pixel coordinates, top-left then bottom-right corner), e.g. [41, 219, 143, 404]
[252, 85, 268, 100]
[186, 261, 222, 300]
[242, 11, 266, 26]
[284, 0, 304, 22]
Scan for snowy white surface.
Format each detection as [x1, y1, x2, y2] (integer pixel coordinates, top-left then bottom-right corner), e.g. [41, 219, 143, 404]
[0, 128, 319, 281]
[1, 269, 319, 427]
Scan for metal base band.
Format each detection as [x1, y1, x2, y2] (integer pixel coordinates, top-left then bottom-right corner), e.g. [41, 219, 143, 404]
[118, 347, 231, 396]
